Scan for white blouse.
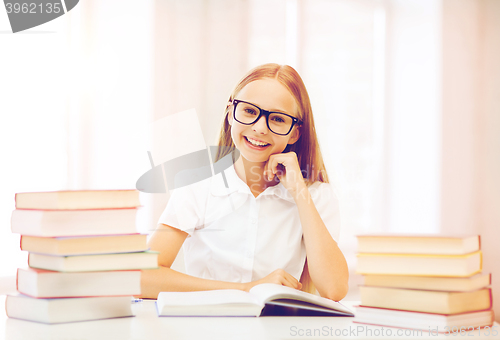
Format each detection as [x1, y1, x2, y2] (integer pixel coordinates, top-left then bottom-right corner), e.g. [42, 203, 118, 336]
[158, 164, 340, 283]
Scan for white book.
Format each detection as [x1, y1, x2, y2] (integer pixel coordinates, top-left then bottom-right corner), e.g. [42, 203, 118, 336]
[11, 208, 137, 237]
[157, 283, 354, 317]
[15, 190, 141, 210]
[28, 251, 158, 272]
[6, 294, 135, 324]
[17, 268, 141, 298]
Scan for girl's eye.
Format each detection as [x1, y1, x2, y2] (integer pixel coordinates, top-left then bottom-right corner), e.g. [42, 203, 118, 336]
[244, 108, 257, 115]
[270, 115, 285, 123]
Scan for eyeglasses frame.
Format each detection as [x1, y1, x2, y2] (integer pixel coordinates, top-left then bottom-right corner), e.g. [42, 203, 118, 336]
[231, 99, 302, 136]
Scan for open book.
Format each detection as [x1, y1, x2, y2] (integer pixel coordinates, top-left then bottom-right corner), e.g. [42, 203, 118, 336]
[156, 283, 354, 317]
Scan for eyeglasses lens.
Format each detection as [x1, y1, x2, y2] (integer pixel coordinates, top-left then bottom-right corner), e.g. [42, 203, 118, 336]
[234, 102, 293, 135]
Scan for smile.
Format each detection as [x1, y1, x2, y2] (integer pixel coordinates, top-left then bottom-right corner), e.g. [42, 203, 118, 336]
[244, 136, 270, 148]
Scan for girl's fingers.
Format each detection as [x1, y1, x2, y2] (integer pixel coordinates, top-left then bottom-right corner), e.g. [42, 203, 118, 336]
[281, 272, 301, 290]
[268, 269, 301, 290]
[267, 155, 285, 180]
[265, 157, 277, 181]
[266, 152, 301, 184]
[279, 276, 296, 289]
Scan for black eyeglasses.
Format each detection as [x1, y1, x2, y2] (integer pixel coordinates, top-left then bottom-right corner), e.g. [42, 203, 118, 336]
[232, 99, 302, 136]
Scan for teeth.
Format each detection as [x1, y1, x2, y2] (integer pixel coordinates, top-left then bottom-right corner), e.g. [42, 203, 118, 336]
[246, 137, 269, 147]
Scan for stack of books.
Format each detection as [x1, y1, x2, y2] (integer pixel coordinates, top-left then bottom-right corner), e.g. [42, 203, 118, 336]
[354, 234, 494, 333]
[6, 190, 158, 324]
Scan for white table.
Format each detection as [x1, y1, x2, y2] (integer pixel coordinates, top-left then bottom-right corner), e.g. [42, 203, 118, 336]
[1, 296, 499, 340]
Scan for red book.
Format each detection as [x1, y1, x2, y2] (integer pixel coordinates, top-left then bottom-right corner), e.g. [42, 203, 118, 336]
[354, 305, 494, 333]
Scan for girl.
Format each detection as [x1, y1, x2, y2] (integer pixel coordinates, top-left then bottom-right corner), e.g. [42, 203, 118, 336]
[141, 64, 348, 301]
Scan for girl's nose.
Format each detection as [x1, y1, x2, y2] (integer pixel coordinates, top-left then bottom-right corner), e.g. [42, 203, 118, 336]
[252, 116, 268, 134]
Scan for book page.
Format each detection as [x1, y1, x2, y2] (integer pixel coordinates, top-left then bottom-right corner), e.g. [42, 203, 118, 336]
[249, 283, 353, 315]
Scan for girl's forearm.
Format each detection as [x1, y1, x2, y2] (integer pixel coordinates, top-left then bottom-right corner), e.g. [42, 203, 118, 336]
[139, 266, 245, 299]
[293, 188, 349, 301]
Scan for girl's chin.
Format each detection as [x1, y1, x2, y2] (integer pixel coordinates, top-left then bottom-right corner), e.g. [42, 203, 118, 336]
[234, 148, 269, 164]
[238, 153, 269, 164]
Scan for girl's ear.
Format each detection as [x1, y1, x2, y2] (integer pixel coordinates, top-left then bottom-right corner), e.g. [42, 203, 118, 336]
[287, 126, 301, 145]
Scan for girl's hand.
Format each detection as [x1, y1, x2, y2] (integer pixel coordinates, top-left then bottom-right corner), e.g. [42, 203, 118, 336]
[265, 152, 307, 198]
[242, 269, 302, 292]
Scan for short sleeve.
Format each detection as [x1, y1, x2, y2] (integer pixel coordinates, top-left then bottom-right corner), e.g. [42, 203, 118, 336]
[157, 183, 208, 236]
[309, 182, 341, 242]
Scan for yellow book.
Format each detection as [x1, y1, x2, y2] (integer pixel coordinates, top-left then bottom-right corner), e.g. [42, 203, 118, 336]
[362, 273, 491, 291]
[20, 234, 148, 256]
[356, 234, 480, 255]
[356, 251, 482, 277]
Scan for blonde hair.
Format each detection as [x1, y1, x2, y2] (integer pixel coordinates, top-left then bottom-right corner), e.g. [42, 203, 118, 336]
[215, 64, 329, 294]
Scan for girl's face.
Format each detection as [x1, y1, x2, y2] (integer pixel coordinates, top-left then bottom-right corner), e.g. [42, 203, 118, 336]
[228, 79, 301, 164]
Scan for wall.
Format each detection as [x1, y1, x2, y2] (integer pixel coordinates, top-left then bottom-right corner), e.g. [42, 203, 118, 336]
[441, 0, 500, 322]
[476, 0, 500, 323]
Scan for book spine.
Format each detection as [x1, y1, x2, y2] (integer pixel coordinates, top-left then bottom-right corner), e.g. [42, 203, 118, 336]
[357, 251, 482, 258]
[487, 288, 493, 309]
[4, 295, 9, 317]
[15, 207, 139, 211]
[352, 321, 494, 334]
[15, 268, 19, 292]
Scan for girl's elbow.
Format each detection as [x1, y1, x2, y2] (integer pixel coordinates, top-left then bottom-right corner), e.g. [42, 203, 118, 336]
[322, 280, 349, 301]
